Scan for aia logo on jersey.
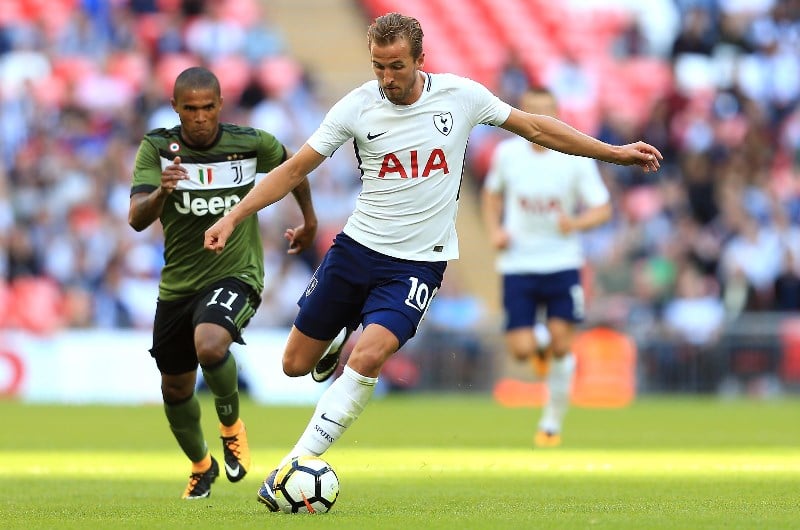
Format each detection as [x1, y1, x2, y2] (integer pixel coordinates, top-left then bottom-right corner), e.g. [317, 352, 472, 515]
[519, 196, 562, 214]
[433, 112, 453, 136]
[378, 149, 449, 179]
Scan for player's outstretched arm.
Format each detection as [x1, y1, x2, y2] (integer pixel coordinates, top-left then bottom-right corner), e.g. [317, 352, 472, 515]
[501, 109, 663, 172]
[204, 144, 326, 253]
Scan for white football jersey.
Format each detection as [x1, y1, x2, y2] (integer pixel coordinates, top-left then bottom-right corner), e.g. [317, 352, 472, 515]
[307, 72, 512, 261]
[484, 136, 610, 273]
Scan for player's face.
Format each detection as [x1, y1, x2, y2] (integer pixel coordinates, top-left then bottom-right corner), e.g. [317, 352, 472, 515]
[171, 87, 223, 148]
[370, 38, 424, 105]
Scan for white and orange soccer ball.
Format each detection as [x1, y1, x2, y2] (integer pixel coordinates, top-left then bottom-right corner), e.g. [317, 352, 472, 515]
[273, 456, 340, 514]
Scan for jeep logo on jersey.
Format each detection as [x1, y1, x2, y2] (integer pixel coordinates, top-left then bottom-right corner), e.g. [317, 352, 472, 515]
[174, 192, 240, 216]
[433, 112, 453, 136]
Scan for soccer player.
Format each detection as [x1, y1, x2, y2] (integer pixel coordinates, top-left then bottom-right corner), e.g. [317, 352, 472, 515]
[202, 13, 661, 509]
[129, 66, 317, 499]
[482, 87, 612, 448]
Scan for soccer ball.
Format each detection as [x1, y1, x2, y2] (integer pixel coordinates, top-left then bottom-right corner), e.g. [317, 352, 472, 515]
[273, 456, 340, 514]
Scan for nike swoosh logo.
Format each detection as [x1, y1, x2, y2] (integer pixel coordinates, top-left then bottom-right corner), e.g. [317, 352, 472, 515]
[320, 412, 345, 428]
[225, 462, 240, 476]
[366, 131, 387, 140]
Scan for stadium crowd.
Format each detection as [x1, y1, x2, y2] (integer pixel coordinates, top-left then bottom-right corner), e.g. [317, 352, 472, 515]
[1, 0, 798, 391]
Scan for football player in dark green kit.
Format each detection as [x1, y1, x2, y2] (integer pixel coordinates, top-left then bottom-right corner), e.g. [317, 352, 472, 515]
[129, 66, 317, 499]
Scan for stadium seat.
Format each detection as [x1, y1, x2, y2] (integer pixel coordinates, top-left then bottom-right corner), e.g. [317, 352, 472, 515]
[154, 53, 198, 98]
[0, 279, 10, 328]
[210, 54, 251, 102]
[779, 318, 800, 384]
[9, 277, 66, 335]
[107, 51, 150, 93]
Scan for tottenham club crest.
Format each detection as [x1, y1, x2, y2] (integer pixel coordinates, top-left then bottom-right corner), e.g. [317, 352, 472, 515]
[433, 112, 453, 136]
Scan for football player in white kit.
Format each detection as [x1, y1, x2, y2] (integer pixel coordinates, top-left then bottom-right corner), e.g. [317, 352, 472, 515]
[203, 12, 661, 509]
[482, 87, 613, 448]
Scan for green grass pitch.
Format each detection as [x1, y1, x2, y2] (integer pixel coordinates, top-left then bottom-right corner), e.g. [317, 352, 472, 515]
[0, 394, 798, 529]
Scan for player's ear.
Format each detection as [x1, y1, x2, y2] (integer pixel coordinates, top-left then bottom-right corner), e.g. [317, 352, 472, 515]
[170, 97, 178, 112]
[417, 52, 425, 69]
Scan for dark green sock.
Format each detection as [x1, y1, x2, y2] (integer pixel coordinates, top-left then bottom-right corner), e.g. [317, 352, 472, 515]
[201, 351, 239, 427]
[164, 394, 207, 463]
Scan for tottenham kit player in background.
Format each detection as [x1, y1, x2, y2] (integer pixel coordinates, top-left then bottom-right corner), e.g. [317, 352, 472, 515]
[483, 87, 612, 448]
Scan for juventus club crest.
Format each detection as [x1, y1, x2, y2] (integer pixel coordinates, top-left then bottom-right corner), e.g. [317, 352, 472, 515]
[433, 112, 453, 136]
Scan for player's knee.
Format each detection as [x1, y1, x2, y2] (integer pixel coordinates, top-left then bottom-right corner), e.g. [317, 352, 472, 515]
[161, 381, 193, 403]
[282, 354, 313, 377]
[347, 349, 385, 378]
[509, 349, 529, 362]
[195, 343, 226, 366]
[505, 339, 532, 360]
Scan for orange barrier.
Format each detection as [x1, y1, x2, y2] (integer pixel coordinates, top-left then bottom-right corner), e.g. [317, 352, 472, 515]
[493, 327, 637, 408]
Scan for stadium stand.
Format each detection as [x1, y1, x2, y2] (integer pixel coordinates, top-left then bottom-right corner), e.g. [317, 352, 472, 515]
[1, 0, 798, 395]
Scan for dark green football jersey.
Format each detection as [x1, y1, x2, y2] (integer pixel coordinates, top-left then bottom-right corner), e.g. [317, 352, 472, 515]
[131, 124, 285, 300]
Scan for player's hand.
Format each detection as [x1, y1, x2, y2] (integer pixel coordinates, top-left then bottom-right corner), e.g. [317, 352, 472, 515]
[489, 228, 510, 250]
[160, 156, 188, 194]
[557, 213, 575, 235]
[617, 142, 663, 173]
[284, 222, 317, 255]
[204, 216, 235, 254]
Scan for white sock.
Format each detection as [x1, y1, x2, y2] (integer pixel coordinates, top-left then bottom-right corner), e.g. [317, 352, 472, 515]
[280, 365, 377, 468]
[533, 322, 551, 350]
[539, 353, 576, 434]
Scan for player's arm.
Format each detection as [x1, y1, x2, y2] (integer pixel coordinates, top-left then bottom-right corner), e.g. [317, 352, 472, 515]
[204, 144, 326, 253]
[285, 162, 319, 255]
[481, 187, 509, 250]
[558, 202, 612, 235]
[129, 156, 187, 232]
[500, 109, 662, 172]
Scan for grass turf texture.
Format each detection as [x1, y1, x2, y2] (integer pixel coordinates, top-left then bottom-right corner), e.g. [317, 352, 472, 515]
[0, 394, 798, 529]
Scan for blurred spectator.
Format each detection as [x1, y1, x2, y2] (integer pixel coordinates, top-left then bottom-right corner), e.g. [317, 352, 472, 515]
[410, 271, 490, 391]
[0, 0, 341, 334]
[657, 263, 726, 391]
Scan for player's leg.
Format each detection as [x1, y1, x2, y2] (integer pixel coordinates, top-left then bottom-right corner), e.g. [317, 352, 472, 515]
[281, 326, 348, 377]
[501, 273, 549, 375]
[279, 257, 444, 463]
[280, 323, 398, 463]
[259, 325, 393, 511]
[312, 326, 353, 382]
[258, 252, 445, 509]
[194, 278, 261, 482]
[281, 233, 370, 381]
[162, 371, 220, 499]
[151, 297, 218, 498]
[536, 270, 582, 447]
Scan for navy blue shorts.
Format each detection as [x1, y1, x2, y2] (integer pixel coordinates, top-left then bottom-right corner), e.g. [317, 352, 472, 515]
[294, 232, 447, 348]
[502, 269, 584, 331]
